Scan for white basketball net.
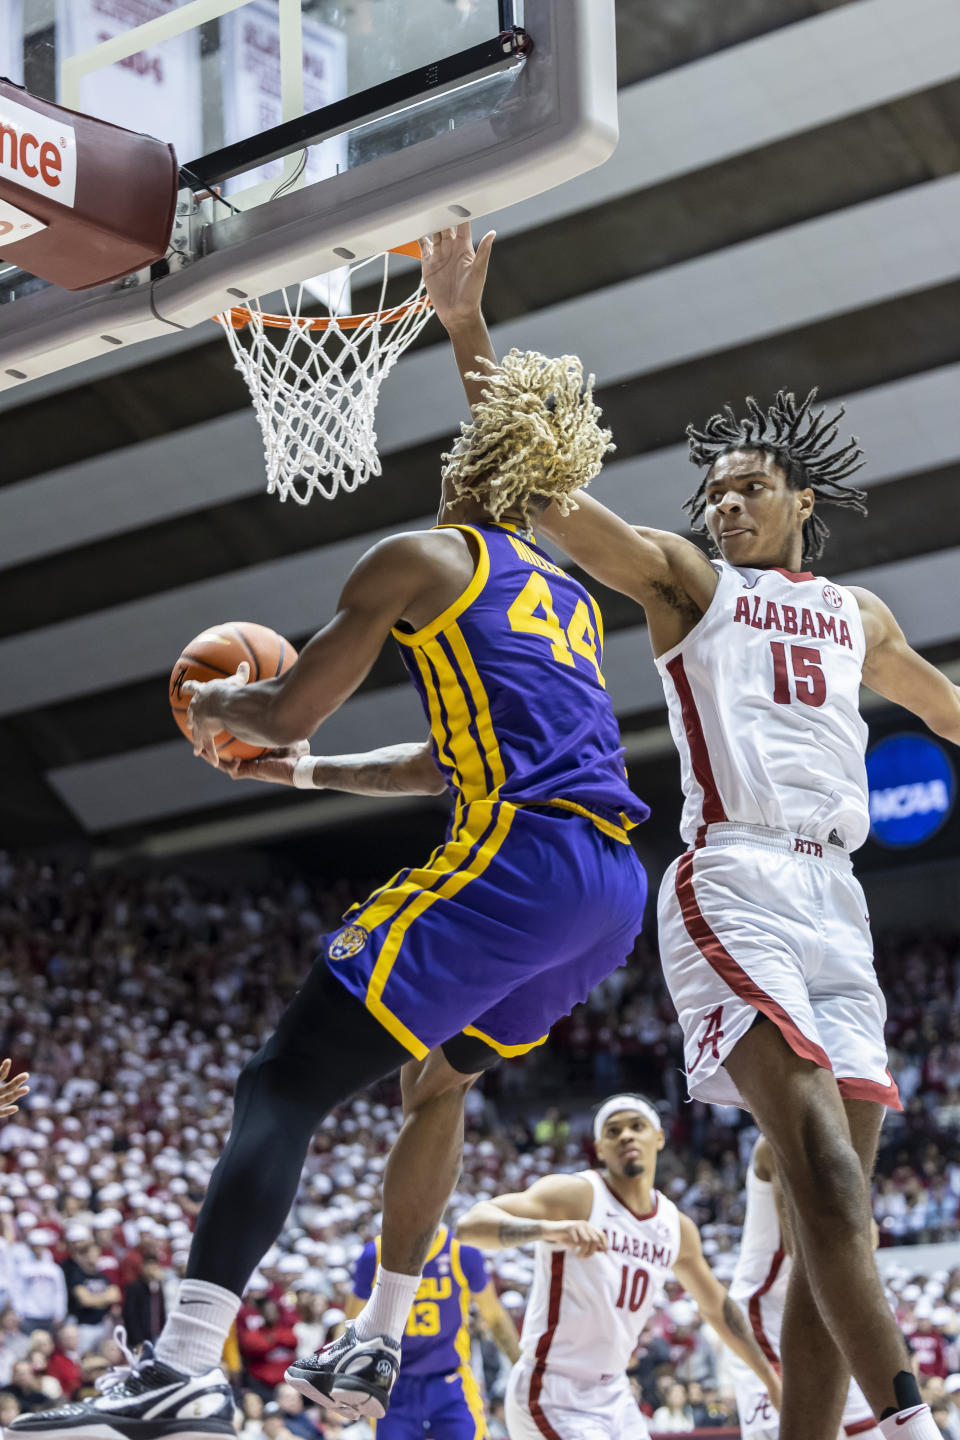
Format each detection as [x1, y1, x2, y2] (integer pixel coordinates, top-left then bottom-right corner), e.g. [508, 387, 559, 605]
[218, 249, 433, 504]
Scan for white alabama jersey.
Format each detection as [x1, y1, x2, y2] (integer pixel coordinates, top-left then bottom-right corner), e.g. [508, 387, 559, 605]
[519, 1172, 682, 1381]
[656, 562, 870, 850]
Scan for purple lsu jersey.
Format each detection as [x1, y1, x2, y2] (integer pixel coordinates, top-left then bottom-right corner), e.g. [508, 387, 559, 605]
[322, 518, 649, 1061]
[394, 522, 649, 842]
[352, 1226, 488, 1378]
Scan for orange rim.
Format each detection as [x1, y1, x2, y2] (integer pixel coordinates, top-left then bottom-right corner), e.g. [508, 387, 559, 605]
[219, 241, 432, 333]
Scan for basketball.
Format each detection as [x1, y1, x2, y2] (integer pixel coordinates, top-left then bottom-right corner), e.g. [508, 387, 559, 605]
[169, 621, 298, 759]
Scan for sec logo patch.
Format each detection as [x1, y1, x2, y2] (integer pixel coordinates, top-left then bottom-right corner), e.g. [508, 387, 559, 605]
[329, 924, 369, 960]
[822, 584, 843, 609]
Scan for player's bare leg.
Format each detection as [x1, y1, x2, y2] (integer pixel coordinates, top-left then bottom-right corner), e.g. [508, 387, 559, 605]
[286, 1048, 483, 1417]
[380, 1050, 482, 1273]
[775, 1100, 883, 1440]
[725, 1021, 917, 1426]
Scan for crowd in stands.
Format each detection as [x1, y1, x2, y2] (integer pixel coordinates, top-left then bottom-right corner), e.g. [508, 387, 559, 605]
[0, 853, 958, 1435]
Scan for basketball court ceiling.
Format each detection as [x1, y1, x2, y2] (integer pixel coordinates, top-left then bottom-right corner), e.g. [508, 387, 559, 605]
[1, 0, 959, 854]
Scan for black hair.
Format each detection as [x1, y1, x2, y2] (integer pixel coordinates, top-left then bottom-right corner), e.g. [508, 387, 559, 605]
[684, 388, 868, 565]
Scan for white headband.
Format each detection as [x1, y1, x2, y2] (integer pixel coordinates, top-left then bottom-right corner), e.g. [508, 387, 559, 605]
[593, 1095, 662, 1143]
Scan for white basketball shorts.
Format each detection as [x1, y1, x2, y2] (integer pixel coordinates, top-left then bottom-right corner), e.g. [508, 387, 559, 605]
[657, 823, 901, 1111]
[506, 1361, 649, 1440]
[730, 1355, 879, 1438]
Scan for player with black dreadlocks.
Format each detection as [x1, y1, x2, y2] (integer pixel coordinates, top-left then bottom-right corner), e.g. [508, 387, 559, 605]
[422, 231, 960, 1440]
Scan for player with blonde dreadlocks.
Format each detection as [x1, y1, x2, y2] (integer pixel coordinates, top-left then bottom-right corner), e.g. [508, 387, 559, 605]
[106, 224, 648, 1437]
[442, 347, 612, 525]
[422, 226, 960, 1440]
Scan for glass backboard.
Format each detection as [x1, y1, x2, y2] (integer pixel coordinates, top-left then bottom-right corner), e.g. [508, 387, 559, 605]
[0, 0, 617, 388]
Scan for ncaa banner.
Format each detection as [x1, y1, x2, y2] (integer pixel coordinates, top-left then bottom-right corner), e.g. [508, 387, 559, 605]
[54, 0, 202, 164]
[2, 1, 24, 85]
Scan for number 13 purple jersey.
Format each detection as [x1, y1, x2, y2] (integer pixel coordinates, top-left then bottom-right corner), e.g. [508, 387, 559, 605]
[394, 521, 649, 843]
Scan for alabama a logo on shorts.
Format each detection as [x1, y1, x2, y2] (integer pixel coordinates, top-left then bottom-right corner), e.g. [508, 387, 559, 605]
[328, 924, 369, 960]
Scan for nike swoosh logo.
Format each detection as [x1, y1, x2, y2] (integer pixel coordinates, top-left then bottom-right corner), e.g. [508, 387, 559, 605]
[895, 1407, 927, 1426]
[97, 1382, 185, 1410]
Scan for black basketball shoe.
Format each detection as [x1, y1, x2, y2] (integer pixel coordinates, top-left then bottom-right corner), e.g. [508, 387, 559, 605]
[6, 1335, 235, 1440]
[284, 1324, 400, 1420]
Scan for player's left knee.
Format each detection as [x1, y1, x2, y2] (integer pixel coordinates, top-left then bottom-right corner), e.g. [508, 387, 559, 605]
[400, 1048, 480, 1113]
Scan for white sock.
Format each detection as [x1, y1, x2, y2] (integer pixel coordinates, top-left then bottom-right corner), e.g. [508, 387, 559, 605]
[352, 1267, 421, 1345]
[877, 1406, 940, 1439]
[155, 1278, 241, 1376]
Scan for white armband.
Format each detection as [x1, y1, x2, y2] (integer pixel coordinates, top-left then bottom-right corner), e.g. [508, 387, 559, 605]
[293, 755, 317, 789]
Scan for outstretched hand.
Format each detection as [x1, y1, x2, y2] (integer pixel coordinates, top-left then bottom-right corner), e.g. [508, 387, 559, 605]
[0, 1058, 29, 1118]
[420, 222, 495, 331]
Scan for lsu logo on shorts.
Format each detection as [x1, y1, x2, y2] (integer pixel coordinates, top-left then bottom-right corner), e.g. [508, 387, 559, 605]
[328, 924, 369, 960]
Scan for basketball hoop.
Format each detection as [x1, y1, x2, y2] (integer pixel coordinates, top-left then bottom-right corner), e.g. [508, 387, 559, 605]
[218, 242, 433, 504]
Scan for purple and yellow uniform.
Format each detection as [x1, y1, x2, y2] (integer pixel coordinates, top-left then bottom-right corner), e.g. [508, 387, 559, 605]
[325, 521, 649, 1059]
[353, 1226, 489, 1439]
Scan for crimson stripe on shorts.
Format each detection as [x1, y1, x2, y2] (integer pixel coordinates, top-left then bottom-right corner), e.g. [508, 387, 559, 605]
[845, 1417, 880, 1435]
[747, 1246, 786, 1367]
[528, 1252, 566, 1440]
[674, 851, 833, 1071]
[837, 1071, 903, 1112]
[665, 654, 726, 833]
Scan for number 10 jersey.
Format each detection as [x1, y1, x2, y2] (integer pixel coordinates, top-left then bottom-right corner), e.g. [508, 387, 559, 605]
[519, 1171, 681, 1382]
[655, 561, 870, 851]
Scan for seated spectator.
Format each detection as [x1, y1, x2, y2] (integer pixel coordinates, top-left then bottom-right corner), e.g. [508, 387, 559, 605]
[3, 1358, 49, 1414]
[61, 1240, 121, 1354]
[0, 1308, 30, 1387]
[45, 1322, 82, 1402]
[260, 1402, 297, 1440]
[238, 1300, 298, 1401]
[650, 1380, 695, 1433]
[696, 1379, 736, 1428]
[74, 1352, 109, 1403]
[26, 1338, 62, 1403]
[272, 1382, 322, 1440]
[0, 1393, 20, 1428]
[13, 1232, 66, 1333]
[239, 1391, 265, 1439]
[121, 1254, 167, 1348]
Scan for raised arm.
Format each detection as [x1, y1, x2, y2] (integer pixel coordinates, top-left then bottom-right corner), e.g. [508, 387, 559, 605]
[853, 586, 960, 744]
[423, 226, 718, 653]
[421, 224, 497, 411]
[672, 1213, 782, 1408]
[454, 1174, 605, 1256]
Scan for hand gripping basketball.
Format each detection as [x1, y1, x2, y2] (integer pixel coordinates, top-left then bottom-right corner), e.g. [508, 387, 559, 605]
[169, 621, 298, 763]
[183, 663, 251, 764]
